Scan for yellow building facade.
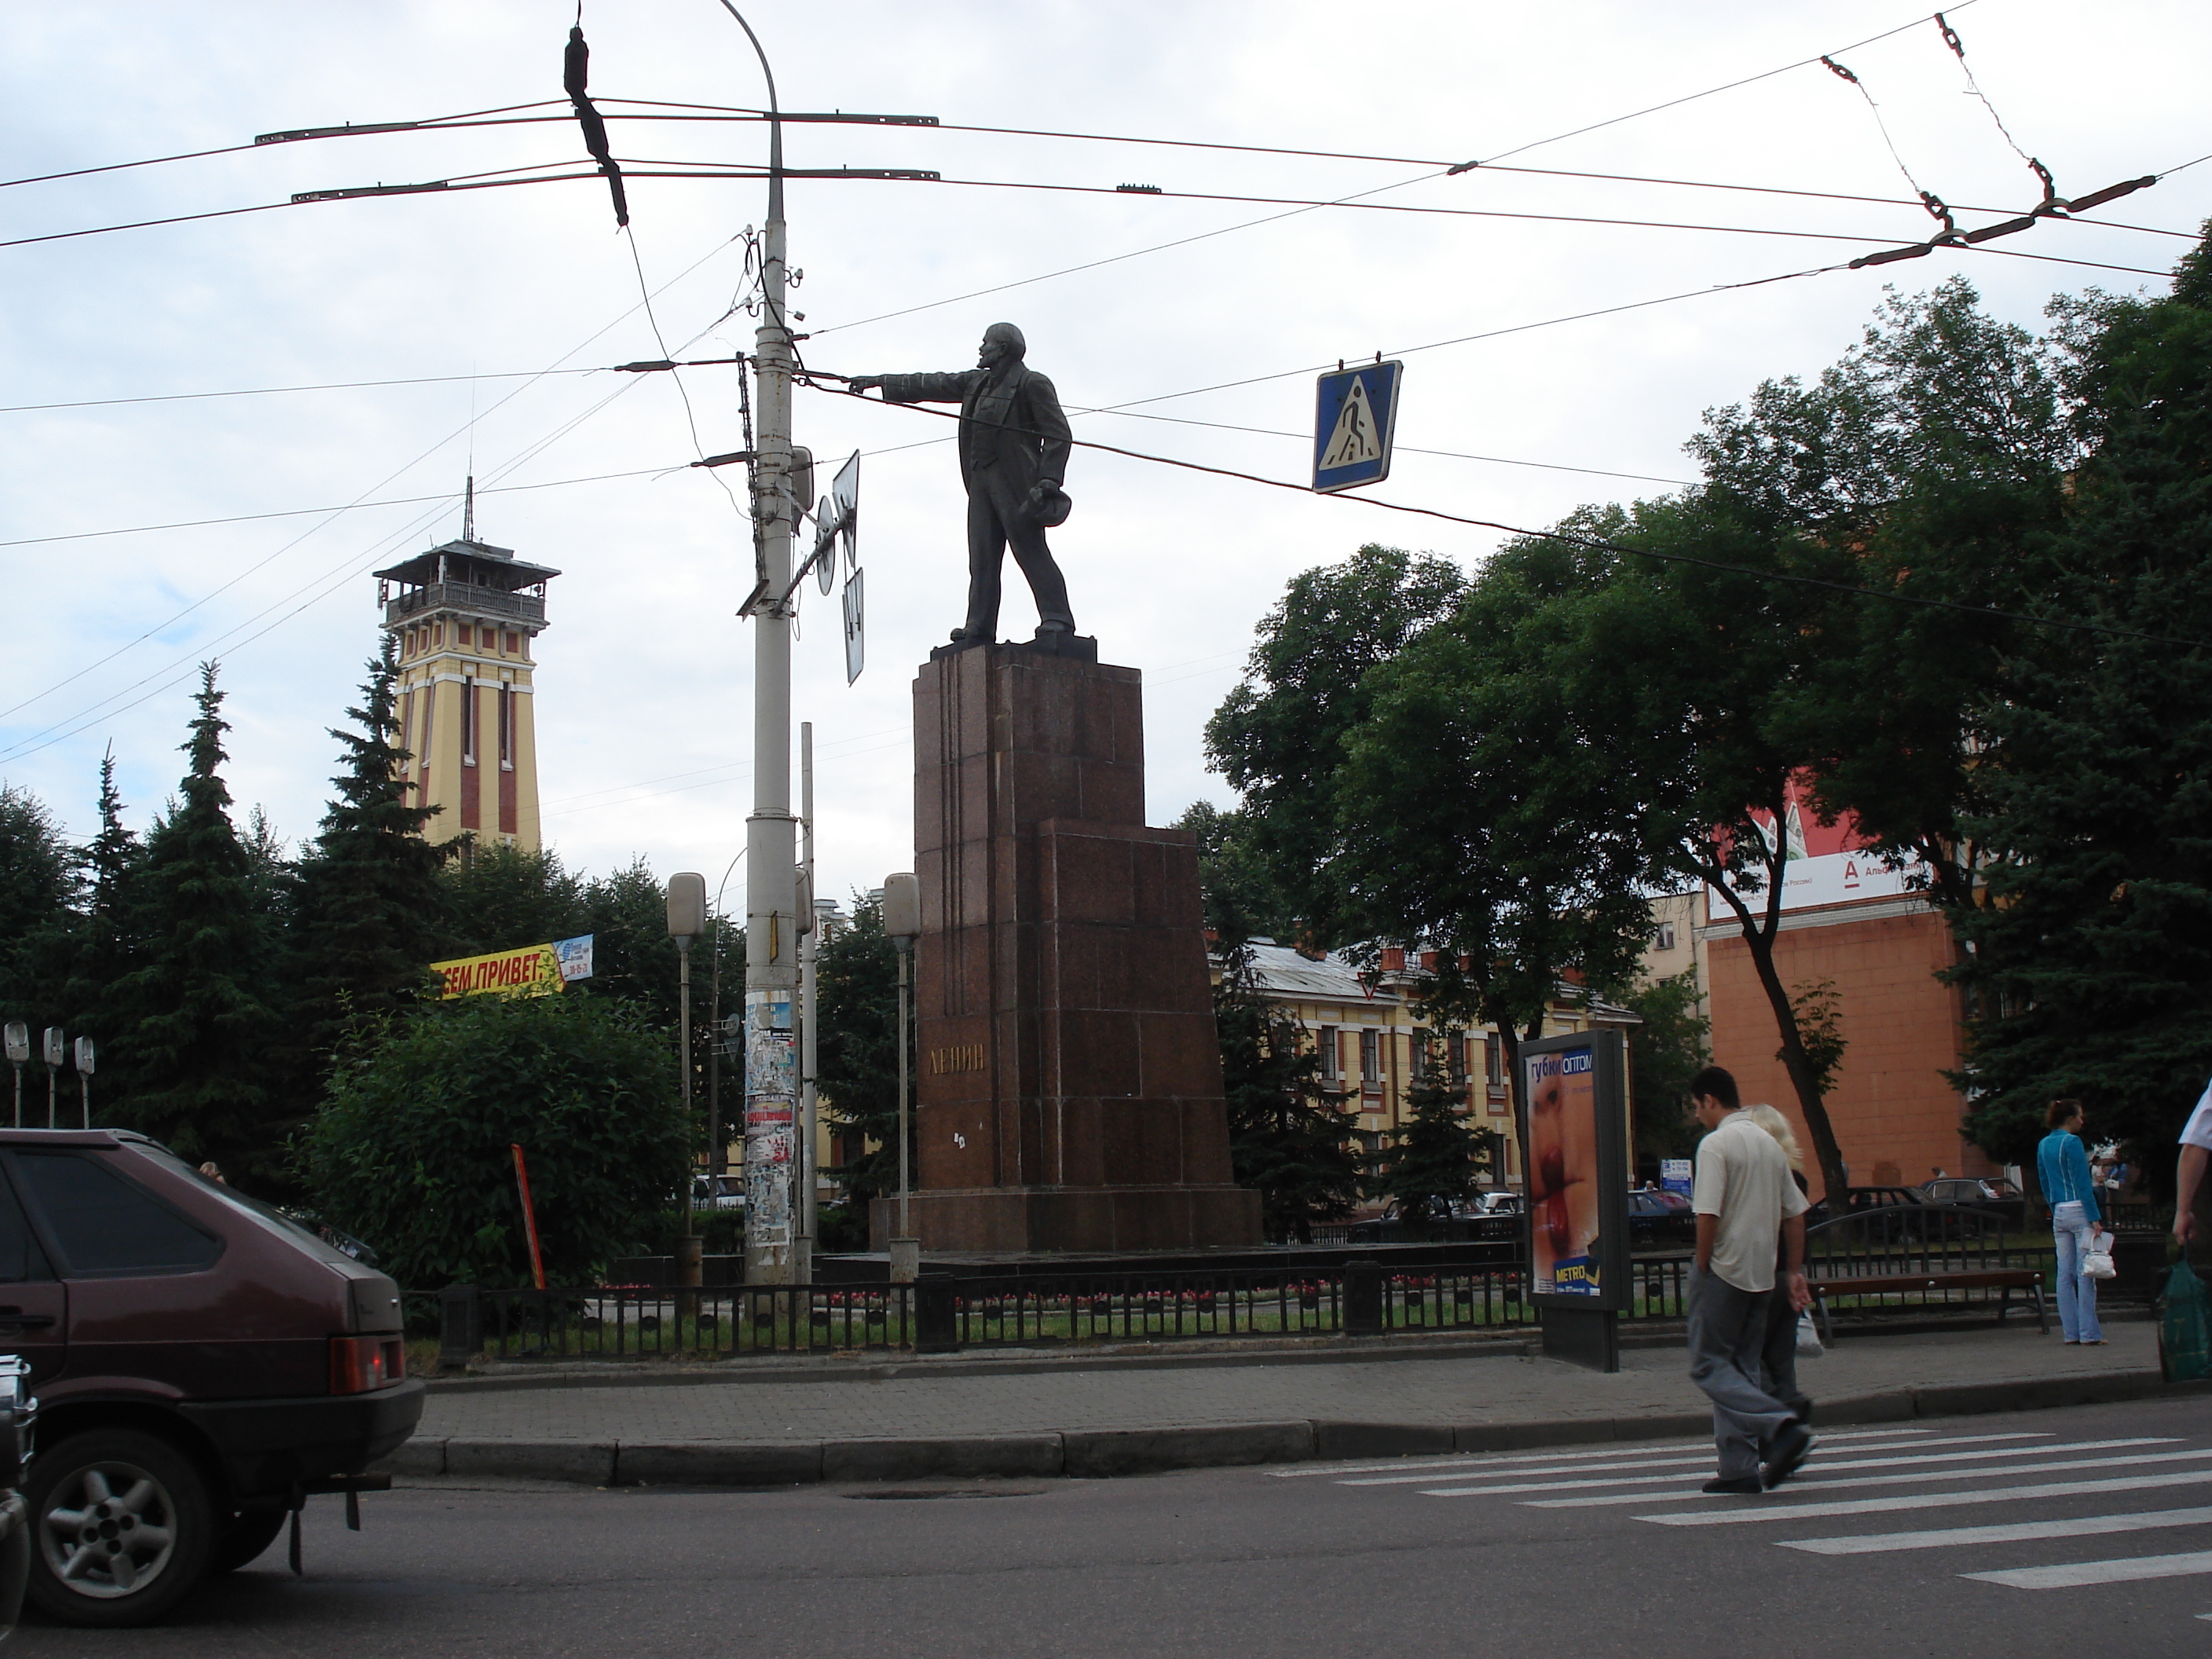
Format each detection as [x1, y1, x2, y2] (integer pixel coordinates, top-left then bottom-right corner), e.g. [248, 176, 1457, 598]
[1224, 940, 1641, 1194]
[375, 533, 557, 851]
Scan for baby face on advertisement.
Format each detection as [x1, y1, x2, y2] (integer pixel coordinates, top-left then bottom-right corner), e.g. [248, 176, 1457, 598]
[1528, 1061, 1602, 1288]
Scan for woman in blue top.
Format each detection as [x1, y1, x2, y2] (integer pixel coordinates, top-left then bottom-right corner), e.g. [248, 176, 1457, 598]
[2037, 1099, 2104, 1344]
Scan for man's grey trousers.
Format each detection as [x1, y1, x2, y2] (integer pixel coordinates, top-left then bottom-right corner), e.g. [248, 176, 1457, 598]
[1686, 1265, 1797, 1479]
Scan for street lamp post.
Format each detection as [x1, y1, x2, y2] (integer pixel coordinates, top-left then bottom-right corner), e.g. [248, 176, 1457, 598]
[706, 845, 746, 1188]
[2, 1024, 25, 1129]
[73, 1038, 93, 1130]
[881, 872, 920, 1282]
[668, 872, 708, 1288]
[41, 1029, 64, 1130]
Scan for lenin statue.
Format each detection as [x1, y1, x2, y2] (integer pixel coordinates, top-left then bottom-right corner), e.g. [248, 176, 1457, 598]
[846, 324, 1077, 649]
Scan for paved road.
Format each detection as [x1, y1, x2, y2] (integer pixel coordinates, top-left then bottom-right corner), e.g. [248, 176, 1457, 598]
[24, 1394, 2212, 1657]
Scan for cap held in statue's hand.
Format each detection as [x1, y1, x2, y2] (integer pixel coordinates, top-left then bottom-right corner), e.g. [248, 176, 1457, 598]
[1028, 483, 1072, 528]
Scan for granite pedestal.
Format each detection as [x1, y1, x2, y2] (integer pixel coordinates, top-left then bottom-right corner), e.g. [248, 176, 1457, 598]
[869, 643, 1262, 1254]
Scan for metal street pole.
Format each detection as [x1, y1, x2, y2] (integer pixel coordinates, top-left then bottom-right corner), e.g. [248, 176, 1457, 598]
[707, 845, 745, 1185]
[668, 873, 707, 1289]
[4, 1021, 25, 1129]
[42, 1028, 63, 1130]
[722, 2, 800, 1285]
[881, 873, 920, 1282]
[799, 721, 820, 1265]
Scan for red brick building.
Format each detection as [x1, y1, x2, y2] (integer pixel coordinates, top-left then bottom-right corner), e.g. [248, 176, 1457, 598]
[1697, 782, 1998, 1187]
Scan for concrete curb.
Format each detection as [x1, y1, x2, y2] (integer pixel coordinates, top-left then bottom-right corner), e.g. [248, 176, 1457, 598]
[375, 1367, 2203, 1491]
[423, 1331, 1540, 1395]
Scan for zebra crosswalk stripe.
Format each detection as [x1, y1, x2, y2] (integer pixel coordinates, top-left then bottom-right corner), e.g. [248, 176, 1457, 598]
[1533, 1446, 2212, 1508]
[1424, 1437, 2174, 1500]
[1348, 1431, 2049, 1490]
[1778, 1504, 2212, 1555]
[1272, 1425, 1945, 1481]
[1965, 1550, 2212, 1590]
[1640, 1467, 2212, 1526]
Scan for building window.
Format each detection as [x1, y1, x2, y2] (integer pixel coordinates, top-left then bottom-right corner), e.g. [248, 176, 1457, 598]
[1485, 1034, 1503, 1086]
[1411, 1038, 1430, 1082]
[418, 682, 434, 772]
[1318, 1026, 1339, 1082]
[461, 677, 477, 765]
[499, 684, 515, 769]
[505, 631, 520, 654]
[1656, 921, 1677, 952]
[1360, 1029, 1379, 1084]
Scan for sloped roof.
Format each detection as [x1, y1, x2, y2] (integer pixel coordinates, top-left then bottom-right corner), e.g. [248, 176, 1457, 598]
[1219, 938, 1640, 1026]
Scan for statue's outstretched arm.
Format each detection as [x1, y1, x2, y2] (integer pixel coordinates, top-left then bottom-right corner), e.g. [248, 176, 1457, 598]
[854, 371, 973, 404]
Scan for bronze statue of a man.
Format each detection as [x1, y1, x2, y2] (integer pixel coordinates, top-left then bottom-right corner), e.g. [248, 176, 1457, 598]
[848, 323, 1076, 648]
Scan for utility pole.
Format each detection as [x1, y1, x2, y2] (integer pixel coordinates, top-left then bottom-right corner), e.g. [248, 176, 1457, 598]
[725, 3, 800, 1286]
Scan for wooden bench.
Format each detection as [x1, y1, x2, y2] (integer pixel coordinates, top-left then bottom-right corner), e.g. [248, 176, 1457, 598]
[1806, 1268, 2046, 1342]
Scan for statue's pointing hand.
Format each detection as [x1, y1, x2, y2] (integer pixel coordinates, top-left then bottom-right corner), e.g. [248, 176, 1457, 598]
[844, 375, 882, 394]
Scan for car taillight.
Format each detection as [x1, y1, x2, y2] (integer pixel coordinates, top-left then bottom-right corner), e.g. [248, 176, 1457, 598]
[330, 1335, 405, 1394]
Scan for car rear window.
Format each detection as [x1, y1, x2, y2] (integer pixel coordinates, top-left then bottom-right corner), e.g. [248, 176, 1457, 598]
[9, 1151, 222, 1276]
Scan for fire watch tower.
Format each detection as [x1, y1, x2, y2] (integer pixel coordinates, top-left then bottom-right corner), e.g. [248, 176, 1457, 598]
[375, 504, 558, 851]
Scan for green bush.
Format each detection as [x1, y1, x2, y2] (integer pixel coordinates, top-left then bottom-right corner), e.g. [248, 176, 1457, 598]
[307, 991, 688, 1288]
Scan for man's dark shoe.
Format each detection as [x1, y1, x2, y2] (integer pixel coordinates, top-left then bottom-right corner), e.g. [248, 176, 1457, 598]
[1701, 1476, 1763, 1496]
[1762, 1423, 1815, 1489]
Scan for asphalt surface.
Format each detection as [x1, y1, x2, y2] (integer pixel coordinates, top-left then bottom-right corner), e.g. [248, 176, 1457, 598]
[22, 1394, 2212, 1657]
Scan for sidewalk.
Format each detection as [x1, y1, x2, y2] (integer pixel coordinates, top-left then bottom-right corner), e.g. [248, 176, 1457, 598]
[379, 1318, 2190, 1489]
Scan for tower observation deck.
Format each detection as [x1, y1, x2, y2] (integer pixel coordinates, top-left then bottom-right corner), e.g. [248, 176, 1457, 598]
[374, 529, 559, 851]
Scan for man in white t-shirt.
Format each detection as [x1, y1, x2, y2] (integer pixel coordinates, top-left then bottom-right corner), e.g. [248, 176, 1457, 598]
[2176, 1079, 2212, 1247]
[1687, 1064, 1813, 1493]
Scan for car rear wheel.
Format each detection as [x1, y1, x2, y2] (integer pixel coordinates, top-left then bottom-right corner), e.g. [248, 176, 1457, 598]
[207, 1507, 288, 1575]
[24, 1428, 213, 1628]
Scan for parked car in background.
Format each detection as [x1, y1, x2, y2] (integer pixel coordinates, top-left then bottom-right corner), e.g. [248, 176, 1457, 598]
[1346, 1197, 1510, 1243]
[691, 1174, 744, 1212]
[1626, 1188, 1697, 1247]
[1804, 1184, 1973, 1240]
[1474, 1191, 1524, 1218]
[1922, 1176, 2029, 1229]
[0, 1130, 422, 1627]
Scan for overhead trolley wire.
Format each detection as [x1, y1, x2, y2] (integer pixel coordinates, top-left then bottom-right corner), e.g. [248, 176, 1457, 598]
[805, 378, 2210, 654]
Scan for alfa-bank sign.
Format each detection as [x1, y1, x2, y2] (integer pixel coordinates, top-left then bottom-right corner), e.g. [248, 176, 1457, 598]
[1707, 776, 1931, 921]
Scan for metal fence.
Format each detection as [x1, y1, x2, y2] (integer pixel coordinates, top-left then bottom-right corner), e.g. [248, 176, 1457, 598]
[1803, 1206, 2047, 1328]
[430, 1254, 1706, 1364]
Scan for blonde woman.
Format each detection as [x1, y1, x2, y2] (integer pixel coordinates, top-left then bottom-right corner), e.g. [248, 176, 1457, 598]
[1743, 1104, 1815, 1426]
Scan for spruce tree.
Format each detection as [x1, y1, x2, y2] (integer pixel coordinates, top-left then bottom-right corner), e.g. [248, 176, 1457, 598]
[59, 749, 147, 1108]
[0, 786, 81, 1085]
[290, 640, 452, 1070]
[1214, 941, 1361, 1243]
[1954, 229, 2212, 1185]
[111, 664, 283, 1181]
[1372, 1033, 1485, 1236]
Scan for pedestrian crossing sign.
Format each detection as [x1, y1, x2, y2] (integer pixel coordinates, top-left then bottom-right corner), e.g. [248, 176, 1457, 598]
[1312, 360, 1403, 493]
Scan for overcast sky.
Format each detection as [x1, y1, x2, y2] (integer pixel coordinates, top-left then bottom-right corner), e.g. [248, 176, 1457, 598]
[3, 2, 2205, 921]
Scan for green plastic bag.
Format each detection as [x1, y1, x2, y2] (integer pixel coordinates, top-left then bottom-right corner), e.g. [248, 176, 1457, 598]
[2159, 1262, 2212, 1383]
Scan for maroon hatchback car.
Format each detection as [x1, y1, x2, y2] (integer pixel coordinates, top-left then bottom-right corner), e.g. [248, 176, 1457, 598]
[0, 1129, 421, 1626]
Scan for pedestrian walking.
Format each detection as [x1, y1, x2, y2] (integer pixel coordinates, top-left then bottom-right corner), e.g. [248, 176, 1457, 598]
[1742, 1104, 1815, 1427]
[1686, 1066, 1813, 1495]
[2174, 1077, 2212, 1249]
[2038, 1099, 2104, 1345]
